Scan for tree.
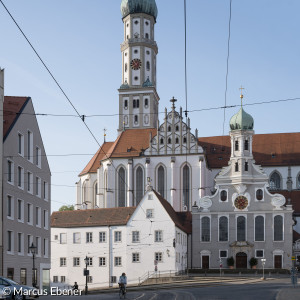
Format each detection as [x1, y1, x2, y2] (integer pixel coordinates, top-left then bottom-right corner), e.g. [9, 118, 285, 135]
[58, 205, 74, 211]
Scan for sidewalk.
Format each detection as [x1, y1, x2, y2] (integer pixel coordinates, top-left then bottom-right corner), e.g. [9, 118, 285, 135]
[276, 286, 300, 300]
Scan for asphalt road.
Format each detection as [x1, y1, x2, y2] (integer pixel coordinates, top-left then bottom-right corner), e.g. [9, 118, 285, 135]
[41, 278, 294, 300]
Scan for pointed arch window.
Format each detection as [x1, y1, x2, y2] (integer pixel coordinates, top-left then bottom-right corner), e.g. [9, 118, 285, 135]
[82, 181, 87, 204]
[269, 172, 281, 190]
[237, 216, 246, 241]
[201, 217, 210, 242]
[255, 216, 264, 241]
[118, 167, 126, 207]
[135, 167, 144, 205]
[183, 137, 187, 144]
[94, 183, 98, 207]
[160, 138, 164, 145]
[219, 216, 228, 241]
[157, 166, 165, 198]
[274, 215, 283, 241]
[182, 165, 190, 210]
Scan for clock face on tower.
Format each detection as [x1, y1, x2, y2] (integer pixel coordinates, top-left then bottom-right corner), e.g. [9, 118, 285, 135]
[131, 59, 142, 70]
[234, 196, 248, 210]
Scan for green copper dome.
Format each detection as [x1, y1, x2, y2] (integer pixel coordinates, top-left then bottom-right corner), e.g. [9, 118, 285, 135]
[121, 0, 158, 20]
[230, 107, 254, 131]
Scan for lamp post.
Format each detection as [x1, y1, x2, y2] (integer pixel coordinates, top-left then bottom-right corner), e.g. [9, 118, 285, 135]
[84, 256, 89, 295]
[29, 242, 37, 287]
[261, 258, 266, 280]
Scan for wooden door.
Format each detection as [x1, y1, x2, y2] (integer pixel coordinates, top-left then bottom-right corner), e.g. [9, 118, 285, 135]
[202, 256, 209, 269]
[236, 252, 247, 268]
[274, 255, 282, 269]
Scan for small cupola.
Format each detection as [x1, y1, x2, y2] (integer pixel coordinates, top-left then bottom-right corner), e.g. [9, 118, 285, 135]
[121, 0, 158, 20]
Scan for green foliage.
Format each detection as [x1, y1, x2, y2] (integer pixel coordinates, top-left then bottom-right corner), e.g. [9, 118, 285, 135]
[249, 257, 258, 267]
[58, 205, 74, 211]
[227, 256, 234, 266]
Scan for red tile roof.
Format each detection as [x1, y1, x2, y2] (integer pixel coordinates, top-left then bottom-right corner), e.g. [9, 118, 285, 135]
[293, 230, 300, 243]
[198, 132, 300, 168]
[79, 142, 114, 176]
[3, 96, 30, 140]
[51, 207, 136, 228]
[153, 190, 192, 234]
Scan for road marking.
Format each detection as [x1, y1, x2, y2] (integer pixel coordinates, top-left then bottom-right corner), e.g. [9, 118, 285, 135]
[133, 293, 145, 300]
[149, 293, 158, 300]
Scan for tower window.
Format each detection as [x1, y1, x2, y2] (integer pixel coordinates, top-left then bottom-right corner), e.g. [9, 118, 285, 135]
[136, 100, 139, 108]
[176, 125, 179, 131]
[127, 23, 129, 27]
[133, 100, 136, 108]
[134, 49, 138, 54]
[175, 138, 179, 144]
[134, 20, 139, 25]
[144, 98, 148, 107]
[235, 162, 239, 172]
[124, 100, 128, 109]
[126, 35, 129, 40]
[146, 50, 150, 55]
[245, 162, 248, 171]
[160, 138, 164, 145]
[145, 21, 149, 26]
[125, 63, 127, 72]
[168, 138, 171, 144]
[125, 53, 127, 56]
[245, 140, 249, 150]
[168, 126, 171, 132]
[145, 33, 149, 39]
[183, 137, 187, 143]
[134, 115, 138, 124]
[134, 76, 139, 81]
[146, 61, 150, 71]
[235, 141, 239, 151]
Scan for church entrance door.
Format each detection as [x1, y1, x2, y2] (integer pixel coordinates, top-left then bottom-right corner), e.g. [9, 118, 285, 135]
[202, 256, 209, 269]
[236, 252, 247, 268]
[274, 255, 282, 269]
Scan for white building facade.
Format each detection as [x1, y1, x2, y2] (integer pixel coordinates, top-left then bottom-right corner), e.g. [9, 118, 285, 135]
[51, 189, 190, 289]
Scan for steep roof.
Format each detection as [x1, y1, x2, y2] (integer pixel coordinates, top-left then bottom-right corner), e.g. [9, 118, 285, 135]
[198, 132, 300, 168]
[153, 190, 192, 234]
[3, 96, 30, 140]
[51, 207, 136, 228]
[79, 142, 114, 176]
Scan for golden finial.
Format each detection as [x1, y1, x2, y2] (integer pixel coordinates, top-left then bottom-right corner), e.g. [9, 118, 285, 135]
[239, 85, 245, 106]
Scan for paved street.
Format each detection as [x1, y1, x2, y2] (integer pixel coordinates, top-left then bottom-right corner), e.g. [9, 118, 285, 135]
[41, 278, 299, 300]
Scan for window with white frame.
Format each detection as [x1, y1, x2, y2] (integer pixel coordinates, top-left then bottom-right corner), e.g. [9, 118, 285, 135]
[73, 232, 80, 244]
[99, 232, 106, 243]
[87, 276, 93, 283]
[43, 238, 49, 257]
[219, 250, 228, 258]
[237, 216, 246, 241]
[35, 177, 41, 197]
[86, 232, 93, 243]
[73, 257, 80, 267]
[255, 250, 264, 258]
[118, 167, 126, 207]
[135, 166, 144, 205]
[87, 257, 93, 266]
[43, 210, 48, 229]
[7, 160, 14, 184]
[53, 276, 58, 283]
[7, 195, 13, 218]
[99, 257, 106, 266]
[146, 209, 154, 218]
[17, 166, 24, 189]
[60, 233, 67, 244]
[36, 207, 41, 227]
[27, 172, 33, 193]
[255, 216, 265, 241]
[27, 203, 32, 224]
[36, 237, 41, 256]
[132, 253, 140, 263]
[155, 230, 163, 242]
[43, 181, 48, 200]
[182, 165, 190, 210]
[219, 216, 228, 241]
[157, 165, 165, 198]
[7, 231, 13, 252]
[132, 231, 140, 243]
[114, 257, 122, 266]
[60, 257, 66, 267]
[114, 231, 122, 242]
[27, 131, 33, 161]
[27, 235, 33, 254]
[17, 199, 24, 222]
[18, 133, 24, 156]
[61, 276, 66, 283]
[18, 232, 24, 254]
[155, 252, 162, 262]
[36, 146, 41, 168]
[201, 216, 210, 242]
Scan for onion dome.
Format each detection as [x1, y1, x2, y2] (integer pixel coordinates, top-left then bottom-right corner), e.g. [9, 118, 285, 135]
[121, 0, 158, 21]
[230, 107, 254, 131]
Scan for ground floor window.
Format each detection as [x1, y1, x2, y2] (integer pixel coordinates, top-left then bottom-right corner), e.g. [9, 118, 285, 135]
[7, 268, 14, 280]
[20, 268, 27, 285]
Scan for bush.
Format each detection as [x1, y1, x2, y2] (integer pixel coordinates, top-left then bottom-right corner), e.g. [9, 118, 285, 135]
[249, 257, 258, 267]
[227, 256, 234, 266]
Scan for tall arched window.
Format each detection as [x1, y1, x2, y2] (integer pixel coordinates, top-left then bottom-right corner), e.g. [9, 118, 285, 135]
[201, 217, 210, 242]
[274, 215, 283, 241]
[219, 216, 228, 241]
[94, 183, 98, 207]
[135, 166, 144, 205]
[82, 181, 87, 204]
[183, 165, 190, 210]
[157, 166, 165, 198]
[270, 172, 281, 190]
[146, 61, 150, 71]
[118, 167, 126, 207]
[255, 216, 264, 241]
[237, 216, 246, 241]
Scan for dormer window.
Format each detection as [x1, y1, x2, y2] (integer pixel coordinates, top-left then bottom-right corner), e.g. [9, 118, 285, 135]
[244, 140, 249, 150]
[235, 141, 239, 151]
[235, 162, 239, 172]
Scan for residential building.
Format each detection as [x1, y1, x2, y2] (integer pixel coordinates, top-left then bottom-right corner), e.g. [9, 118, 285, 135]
[192, 98, 294, 270]
[3, 95, 51, 288]
[51, 189, 191, 289]
[0, 68, 4, 274]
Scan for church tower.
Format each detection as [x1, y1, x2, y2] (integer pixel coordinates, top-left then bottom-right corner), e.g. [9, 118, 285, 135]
[118, 0, 159, 132]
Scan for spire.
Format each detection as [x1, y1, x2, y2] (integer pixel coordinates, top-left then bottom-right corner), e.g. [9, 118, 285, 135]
[170, 96, 177, 111]
[239, 85, 245, 106]
[103, 128, 107, 143]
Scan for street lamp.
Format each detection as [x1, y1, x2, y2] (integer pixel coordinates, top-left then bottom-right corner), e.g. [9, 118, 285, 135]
[29, 242, 37, 287]
[84, 256, 89, 295]
[261, 258, 266, 280]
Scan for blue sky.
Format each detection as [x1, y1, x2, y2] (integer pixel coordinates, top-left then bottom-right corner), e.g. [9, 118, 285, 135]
[1, 0, 300, 211]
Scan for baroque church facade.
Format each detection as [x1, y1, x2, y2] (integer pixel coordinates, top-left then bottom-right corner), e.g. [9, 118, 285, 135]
[73, 0, 299, 269]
